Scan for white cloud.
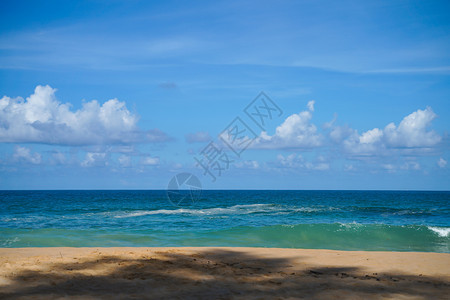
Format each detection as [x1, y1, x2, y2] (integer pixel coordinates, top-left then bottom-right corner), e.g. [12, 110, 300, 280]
[277, 154, 302, 168]
[342, 131, 382, 155]
[382, 164, 396, 173]
[359, 128, 383, 144]
[142, 156, 159, 166]
[51, 151, 66, 164]
[307, 100, 315, 112]
[438, 158, 447, 168]
[384, 107, 441, 147]
[276, 154, 329, 171]
[235, 160, 260, 169]
[13, 146, 41, 164]
[185, 131, 211, 143]
[305, 161, 330, 170]
[253, 102, 322, 149]
[323, 113, 337, 129]
[341, 127, 385, 155]
[81, 152, 107, 167]
[380, 161, 421, 172]
[171, 163, 183, 169]
[344, 164, 355, 171]
[341, 107, 441, 155]
[329, 125, 354, 143]
[258, 103, 444, 173]
[118, 155, 131, 167]
[0, 85, 169, 146]
[253, 103, 441, 157]
[401, 161, 420, 170]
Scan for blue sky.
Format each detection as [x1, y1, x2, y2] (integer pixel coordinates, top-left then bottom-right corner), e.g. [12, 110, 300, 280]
[0, 0, 449, 190]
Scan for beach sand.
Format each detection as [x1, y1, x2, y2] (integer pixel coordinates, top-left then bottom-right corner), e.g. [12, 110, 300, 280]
[0, 247, 449, 299]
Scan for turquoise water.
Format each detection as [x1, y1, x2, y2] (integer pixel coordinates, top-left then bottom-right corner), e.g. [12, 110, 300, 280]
[0, 190, 449, 252]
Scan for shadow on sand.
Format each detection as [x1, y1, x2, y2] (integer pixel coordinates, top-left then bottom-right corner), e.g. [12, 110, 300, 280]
[1, 249, 449, 299]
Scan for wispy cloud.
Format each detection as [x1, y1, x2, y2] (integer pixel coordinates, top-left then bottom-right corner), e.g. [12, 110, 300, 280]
[364, 66, 450, 74]
[1, 1, 448, 74]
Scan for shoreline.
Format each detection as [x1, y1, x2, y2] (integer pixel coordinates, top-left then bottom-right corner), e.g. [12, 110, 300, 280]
[1, 246, 449, 253]
[1, 247, 449, 299]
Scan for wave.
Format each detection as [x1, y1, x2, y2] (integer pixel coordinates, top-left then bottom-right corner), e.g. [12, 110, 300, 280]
[114, 204, 339, 218]
[115, 204, 276, 217]
[2, 223, 448, 252]
[111, 203, 447, 219]
[428, 226, 450, 237]
[211, 223, 450, 252]
[349, 206, 442, 215]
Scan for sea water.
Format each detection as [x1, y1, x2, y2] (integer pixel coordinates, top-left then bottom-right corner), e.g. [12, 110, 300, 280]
[0, 190, 449, 252]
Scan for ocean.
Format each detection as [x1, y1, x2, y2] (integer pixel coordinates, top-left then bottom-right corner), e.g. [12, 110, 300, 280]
[0, 190, 449, 252]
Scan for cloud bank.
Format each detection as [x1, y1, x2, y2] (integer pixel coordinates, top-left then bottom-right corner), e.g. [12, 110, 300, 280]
[0, 85, 169, 146]
[253, 100, 441, 156]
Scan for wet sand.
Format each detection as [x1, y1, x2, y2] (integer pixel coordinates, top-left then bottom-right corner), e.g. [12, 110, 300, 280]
[0, 247, 449, 299]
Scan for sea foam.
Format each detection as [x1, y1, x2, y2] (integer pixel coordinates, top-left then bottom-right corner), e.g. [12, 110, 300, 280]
[428, 226, 450, 237]
[114, 203, 339, 218]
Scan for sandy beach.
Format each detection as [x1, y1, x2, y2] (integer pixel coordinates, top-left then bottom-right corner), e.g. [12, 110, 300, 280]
[0, 247, 448, 299]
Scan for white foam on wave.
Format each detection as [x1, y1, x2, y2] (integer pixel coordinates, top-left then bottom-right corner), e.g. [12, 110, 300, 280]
[1, 237, 20, 247]
[114, 203, 336, 218]
[337, 222, 365, 230]
[428, 226, 450, 237]
[293, 207, 340, 213]
[393, 209, 431, 215]
[115, 204, 276, 218]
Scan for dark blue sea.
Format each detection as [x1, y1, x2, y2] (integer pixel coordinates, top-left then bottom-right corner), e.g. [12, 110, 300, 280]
[0, 190, 449, 252]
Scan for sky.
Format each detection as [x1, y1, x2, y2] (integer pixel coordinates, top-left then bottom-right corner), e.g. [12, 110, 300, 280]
[0, 0, 449, 190]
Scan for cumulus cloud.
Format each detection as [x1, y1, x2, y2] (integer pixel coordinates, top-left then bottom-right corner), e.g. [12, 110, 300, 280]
[342, 129, 385, 155]
[383, 107, 441, 147]
[0, 85, 169, 146]
[13, 146, 41, 164]
[341, 107, 441, 155]
[185, 131, 211, 143]
[252, 102, 441, 156]
[329, 125, 354, 143]
[256, 102, 443, 173]
[359, 128, 383, 144]
[253, 102, 322, 149]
